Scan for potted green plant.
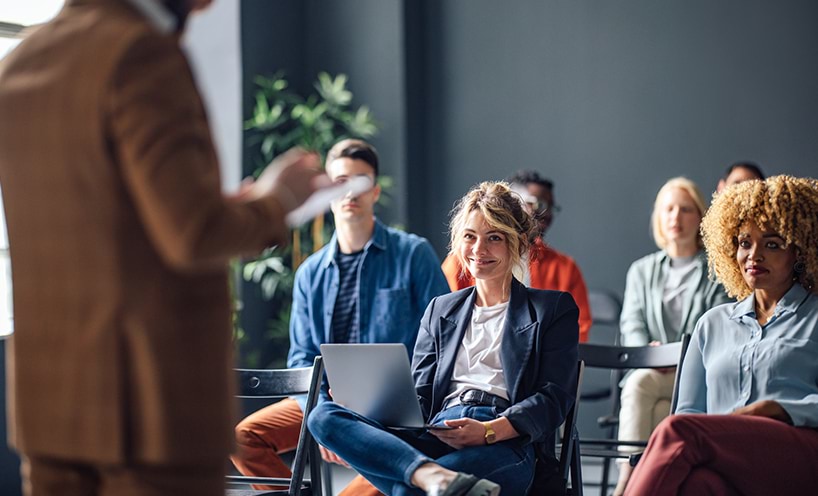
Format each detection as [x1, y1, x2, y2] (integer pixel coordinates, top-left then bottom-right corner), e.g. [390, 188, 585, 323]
[238, 72, 379, 368]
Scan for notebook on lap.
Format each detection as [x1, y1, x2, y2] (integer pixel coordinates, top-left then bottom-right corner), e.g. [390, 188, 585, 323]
[320, 343, 446, 430]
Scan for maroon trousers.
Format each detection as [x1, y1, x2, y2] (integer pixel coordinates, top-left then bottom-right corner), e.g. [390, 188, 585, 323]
[625, 414, 818, 495]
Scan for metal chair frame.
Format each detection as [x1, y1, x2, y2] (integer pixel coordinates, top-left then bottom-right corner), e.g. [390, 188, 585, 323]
[226, 356, 327, 496]
[577, 334, 691, 494]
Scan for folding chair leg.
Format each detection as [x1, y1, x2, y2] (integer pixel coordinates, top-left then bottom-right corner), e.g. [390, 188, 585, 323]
[321, 462, 334, 496]
[308, 440, 323, 496]
[570, 435, 583, 496]
[599, 458, 610, 496]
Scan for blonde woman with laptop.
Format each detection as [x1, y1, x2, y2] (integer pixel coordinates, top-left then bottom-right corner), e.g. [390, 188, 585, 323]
[309, 181, 579, 496]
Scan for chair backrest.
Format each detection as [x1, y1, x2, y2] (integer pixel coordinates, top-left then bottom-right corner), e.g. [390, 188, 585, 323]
[230, 356, 325, 496]
[669, 333, 692, 414]
[235, 365, 317, 398]
[578, 338, 687, 371]
[588, 289, 622, 327]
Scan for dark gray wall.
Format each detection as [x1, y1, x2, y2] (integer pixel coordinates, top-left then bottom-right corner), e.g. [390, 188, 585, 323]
[241, 0, 818, 442]
[303, 0, 409, 226]
[416, 0, 818, 296]
[243, 0, 818, 296]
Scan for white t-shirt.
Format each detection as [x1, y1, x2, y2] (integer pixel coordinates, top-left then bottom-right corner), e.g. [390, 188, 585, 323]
[662, 255, 698, 337]
[444, 301, 510, 406]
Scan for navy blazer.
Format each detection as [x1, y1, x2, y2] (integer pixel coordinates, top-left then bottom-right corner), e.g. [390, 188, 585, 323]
[412, 277, 579, 462]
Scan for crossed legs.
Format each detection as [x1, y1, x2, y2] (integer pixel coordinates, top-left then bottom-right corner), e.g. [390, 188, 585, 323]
[614, 368, 675, 495]
[625, 414, 818, 495]
[308, 402, 535, 496]
[232, 398, 382, 495]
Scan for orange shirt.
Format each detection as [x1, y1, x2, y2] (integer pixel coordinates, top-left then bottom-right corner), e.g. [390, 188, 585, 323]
[441, 238, 592, 342]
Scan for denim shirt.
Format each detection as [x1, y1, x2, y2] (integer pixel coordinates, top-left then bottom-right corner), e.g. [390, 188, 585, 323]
[287, 218, 449, 388]
[677, 283, 818, 427]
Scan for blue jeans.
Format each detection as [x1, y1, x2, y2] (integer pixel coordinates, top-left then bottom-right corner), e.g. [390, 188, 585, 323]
[308, 402, 535, 496]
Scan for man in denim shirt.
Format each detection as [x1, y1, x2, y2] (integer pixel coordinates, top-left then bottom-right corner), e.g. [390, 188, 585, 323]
[232, 139, 449, 495]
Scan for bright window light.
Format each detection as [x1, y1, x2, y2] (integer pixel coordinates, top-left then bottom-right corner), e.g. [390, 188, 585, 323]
[0, 0, 64, 27]
[0, 37, 20, 59]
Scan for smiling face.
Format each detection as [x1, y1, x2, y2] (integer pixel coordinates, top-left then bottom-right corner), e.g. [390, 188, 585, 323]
[458, 210, 512, 284]
[736, 222, 797, 296]
[658, 187, 702, 249]
[327, 157, 380, 224]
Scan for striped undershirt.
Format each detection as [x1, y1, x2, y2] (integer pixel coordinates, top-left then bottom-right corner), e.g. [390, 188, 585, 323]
[331, 249, 364, 344]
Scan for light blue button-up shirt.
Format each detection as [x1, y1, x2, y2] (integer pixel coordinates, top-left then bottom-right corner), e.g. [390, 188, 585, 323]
[676, 283, 818, 427]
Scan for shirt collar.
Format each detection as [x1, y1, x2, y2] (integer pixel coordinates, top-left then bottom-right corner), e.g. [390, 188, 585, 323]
[125, 0, 177, 34]
[321, 217, 386, 268]
[729, 283, 809, 321]
[659, 249, 706, 266]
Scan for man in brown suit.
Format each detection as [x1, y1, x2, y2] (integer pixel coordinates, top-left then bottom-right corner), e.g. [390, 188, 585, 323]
[0, 0, 326, 494]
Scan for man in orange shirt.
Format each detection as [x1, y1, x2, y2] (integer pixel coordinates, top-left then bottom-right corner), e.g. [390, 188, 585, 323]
[442, 170, 592, 341]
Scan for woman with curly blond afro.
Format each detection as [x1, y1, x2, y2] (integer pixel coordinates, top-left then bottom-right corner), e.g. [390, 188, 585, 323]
[626, 175, 818, 496]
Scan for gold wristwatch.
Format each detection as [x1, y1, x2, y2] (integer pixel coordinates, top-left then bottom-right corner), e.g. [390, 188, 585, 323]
[483, 421, 497, 445]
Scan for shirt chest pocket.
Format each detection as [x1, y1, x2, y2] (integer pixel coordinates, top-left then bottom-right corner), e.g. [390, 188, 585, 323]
[372, 287, 411, 330]
[769, 337, 818, 384]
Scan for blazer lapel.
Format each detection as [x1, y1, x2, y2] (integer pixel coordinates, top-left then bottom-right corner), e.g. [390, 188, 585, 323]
[500, 279, 537, 404]
[433, 288, 477, 411]
[653, 253, 670, 343]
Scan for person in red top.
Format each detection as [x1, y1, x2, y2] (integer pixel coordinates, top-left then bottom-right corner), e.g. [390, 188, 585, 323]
[442, 170, 592, 341]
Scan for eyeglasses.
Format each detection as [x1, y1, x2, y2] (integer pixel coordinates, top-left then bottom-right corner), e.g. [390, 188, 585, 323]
[528, 201, 562, 216]
[332, 174, 374, 187]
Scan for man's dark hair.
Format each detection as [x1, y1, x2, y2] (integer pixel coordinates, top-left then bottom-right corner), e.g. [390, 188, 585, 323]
[724, 161, 765, 181]
[507, 169, 553, 190]
[326, 139, 379, 177]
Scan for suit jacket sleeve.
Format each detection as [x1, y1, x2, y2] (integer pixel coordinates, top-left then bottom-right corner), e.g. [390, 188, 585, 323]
[107, 32, 288, 271]
[500, 292, 579, 444]
[620, 260, 651, 346]
[412, 297, 440, 419]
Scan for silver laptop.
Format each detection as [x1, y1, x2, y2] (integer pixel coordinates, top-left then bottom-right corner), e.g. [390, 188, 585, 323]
[320, 343, 434, 429]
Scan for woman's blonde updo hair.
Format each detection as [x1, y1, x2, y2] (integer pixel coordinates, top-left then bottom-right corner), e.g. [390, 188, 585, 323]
[701, 175, 818, 299]
[651, 177, 708, 249]
[449, 181, 537, 282]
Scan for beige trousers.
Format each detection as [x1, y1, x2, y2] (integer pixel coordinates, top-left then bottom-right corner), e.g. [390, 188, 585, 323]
[617, 368, 676, 447]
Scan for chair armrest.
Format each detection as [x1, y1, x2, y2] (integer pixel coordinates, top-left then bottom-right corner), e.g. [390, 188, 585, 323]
[580, 386, 612, 401]
[597, 414, 619, 428]
[580, 438, 647, 448]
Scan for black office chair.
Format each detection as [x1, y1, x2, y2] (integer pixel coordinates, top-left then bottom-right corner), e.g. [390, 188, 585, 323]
[577, 335, 691, 495]
[587, 290, 623, 329]
[558, 361, 586, 496]
[226, 356, 327, 496]
[580, 290, 623, 401]
[574, 289, 622, 494]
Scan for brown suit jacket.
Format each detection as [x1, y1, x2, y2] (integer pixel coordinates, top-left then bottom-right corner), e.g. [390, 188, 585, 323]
[0, 0, 288, 465]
